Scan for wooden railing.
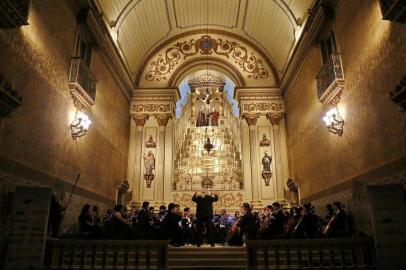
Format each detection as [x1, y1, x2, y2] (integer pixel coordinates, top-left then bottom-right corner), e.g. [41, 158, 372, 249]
[247, 238, 376, 270]
[44, 239, 169, 270]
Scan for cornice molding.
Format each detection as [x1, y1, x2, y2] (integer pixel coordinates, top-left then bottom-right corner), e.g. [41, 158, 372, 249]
[279, 0, 330, 97]
[70, 0, 135, 102]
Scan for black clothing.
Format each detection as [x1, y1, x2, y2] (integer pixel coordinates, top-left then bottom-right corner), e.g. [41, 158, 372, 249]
[268, 210, 285, 239]
[48, 195, 64, 238]
[192, 194, 218, 218]
[239, 212, 257, 240]
[192, 194, 218, 245]
[196, 216, 215, 245]
[136, 208, 154, 238]
[163, 212, 183, 246]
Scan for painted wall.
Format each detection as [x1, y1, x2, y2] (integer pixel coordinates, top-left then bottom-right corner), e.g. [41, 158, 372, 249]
[0, 1, 129, 217]
[284, 0, 406, 231]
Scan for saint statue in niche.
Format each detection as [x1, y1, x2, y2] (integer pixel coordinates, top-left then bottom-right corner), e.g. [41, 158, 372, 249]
[196, 107, 206, 127]
[262, 151, 272, 172]
[143, 151, 155, 175]
[211, 110, 220, 126]
[204, 137, 214, 153]
[145, 135, 156, 148]
[259, 134, 271, 147]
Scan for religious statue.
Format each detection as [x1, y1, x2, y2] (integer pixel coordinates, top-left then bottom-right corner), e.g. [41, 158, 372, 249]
[145, 135, 156, 148]
[211, 110, 220, 126]
[196, 107, 206, 127]
[262, 151, 272, 172]
[143, 151, 155, 175]
[204, 137, 214, 153]
[261, 151, 273, 186]
[259, 134, 270, 147]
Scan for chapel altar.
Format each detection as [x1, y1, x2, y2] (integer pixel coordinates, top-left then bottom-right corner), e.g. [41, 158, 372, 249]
[127, 70, 291, 212]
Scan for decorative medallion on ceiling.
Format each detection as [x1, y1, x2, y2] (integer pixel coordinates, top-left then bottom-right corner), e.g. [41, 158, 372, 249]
[146, 35, 269, 82]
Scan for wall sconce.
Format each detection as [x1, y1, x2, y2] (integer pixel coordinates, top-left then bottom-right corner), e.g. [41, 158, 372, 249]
[70, 111, 91, 140]
[323, 107, 344, 136]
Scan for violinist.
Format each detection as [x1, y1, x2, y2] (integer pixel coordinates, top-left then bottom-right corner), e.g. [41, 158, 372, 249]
[257, 205, 273, 239]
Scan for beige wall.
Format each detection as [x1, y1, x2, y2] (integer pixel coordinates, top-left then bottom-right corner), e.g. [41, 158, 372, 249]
[284, 0, 406, 202]
[0, 1, 129, 205]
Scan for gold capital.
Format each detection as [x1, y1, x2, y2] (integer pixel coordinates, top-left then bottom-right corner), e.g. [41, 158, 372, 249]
[242, 113, 258, 126]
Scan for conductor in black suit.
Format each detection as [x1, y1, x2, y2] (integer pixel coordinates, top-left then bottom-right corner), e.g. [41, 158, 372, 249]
[192, 190, 219, 247]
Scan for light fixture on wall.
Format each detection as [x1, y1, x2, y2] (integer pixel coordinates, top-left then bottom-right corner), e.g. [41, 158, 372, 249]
[323, 107, 344, 136]
[70, 111, 91, 140]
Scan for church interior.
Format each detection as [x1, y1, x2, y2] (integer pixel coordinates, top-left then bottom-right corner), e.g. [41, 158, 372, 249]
[0, 0, 405, 269]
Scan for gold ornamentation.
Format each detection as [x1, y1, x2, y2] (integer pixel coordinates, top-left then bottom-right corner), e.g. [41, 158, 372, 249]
[146, 35, 269, 81]
[218, 192, 243, 208]
[173, 193, 194, 208]
[267, 113, 284, 126]
[243, 103, 283, 112]
[132, 114, 148, 127]
[133, 104, 171, 113]
[242, 113, 258, 126]
[156, 114, 171, 127]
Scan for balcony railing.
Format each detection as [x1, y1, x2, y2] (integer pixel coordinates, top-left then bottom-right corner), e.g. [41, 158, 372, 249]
[44, 239, 168, 270]
[69, 57, 97, 109]
[316, 53, 345, 105]
[247, 238, 376, 270]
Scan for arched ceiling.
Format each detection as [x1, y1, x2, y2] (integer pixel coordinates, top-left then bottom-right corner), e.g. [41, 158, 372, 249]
[94, 0, 315, 87]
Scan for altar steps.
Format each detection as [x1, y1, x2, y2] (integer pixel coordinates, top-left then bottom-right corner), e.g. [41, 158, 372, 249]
[168, 246, 246, 269]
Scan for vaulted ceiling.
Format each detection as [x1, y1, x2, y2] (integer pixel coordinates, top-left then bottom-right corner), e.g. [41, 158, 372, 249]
[94, 0, 315, 86]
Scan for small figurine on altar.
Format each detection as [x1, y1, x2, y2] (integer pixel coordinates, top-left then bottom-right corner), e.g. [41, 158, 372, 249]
[259, 134, 270, 147]
[262, 151, 272, 172]
[145, 135, 156, 148]
[211, 110, 220, 126]
[204, 138, 214, 153]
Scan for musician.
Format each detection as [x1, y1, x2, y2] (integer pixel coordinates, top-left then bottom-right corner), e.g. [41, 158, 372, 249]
[135, 201, 154, 239]
[48, 192, 66, 238]
[163, 203, 184, 246]
[324, 201, 348, 237]
[230, 203, 257, 244]
[268, 202, 285, 239]
[301, 203, 318, 238]
[192, 190, 218, 247]
[217, 209, 232, 243]
[285, 206, 302, 238]
[182, 207, 194, 245]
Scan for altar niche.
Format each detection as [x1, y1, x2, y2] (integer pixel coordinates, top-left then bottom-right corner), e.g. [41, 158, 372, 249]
[173, 73, 244, 212]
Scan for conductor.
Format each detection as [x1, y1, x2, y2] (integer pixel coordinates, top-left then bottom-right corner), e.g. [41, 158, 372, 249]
[192, 190, 219, 247]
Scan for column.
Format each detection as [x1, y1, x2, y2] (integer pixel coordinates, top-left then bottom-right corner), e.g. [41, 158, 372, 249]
[155, 114, 170, 204]
[243, 113, 261, 206]
[126, 117, 136, 190]
[131, 114, 148, 203]
[267, 113, 285, 201]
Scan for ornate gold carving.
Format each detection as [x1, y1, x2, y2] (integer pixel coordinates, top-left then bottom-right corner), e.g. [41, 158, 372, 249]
[267, 113, 284, 125]
[156, 114, 171, 127]
[133, 104, 171, 113]
[173, 193, 194, 208]
[218, 192, 243, 208]
[243, 103, 283, 112]
[132, 114, 148, 127]
[146, 35, 269, 81]
[242, 113, 258, 126]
